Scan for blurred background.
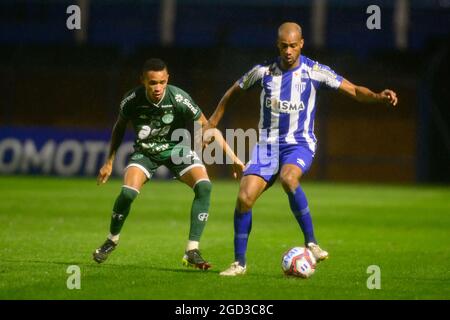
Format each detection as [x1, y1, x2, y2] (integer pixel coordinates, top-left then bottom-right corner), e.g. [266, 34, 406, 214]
[0, 0, 449, 183]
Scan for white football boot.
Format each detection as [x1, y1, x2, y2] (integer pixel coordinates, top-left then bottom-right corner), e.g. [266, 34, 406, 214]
[220, 262, 247, 276]
[307, 243, 329, 262]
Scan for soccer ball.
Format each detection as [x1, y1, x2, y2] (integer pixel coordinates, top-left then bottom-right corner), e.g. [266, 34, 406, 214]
[281, 247, 316, 278]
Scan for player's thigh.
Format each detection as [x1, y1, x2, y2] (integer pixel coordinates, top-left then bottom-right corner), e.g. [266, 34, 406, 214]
[237, 174, 268, 207]
[279, 164, 303, 181]
[279, 145, 314, 182]
[124, 152, 158, 191]
[179, 165, 209, 188]
[168, 148, 208, 188]
[279, 164, 303, 192]
[123, 166, 148, 191]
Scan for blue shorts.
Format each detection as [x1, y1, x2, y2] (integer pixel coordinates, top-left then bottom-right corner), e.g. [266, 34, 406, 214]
[243, 143, 314, 186]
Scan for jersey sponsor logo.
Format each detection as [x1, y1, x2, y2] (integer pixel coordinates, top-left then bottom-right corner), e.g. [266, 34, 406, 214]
[175, 94, 184, 102]
[265, 97, 305, 113]
[198, 212, 209, 221]
[161, 104, 173, 108]
[131, 153, 144, 160]
[175, 94, 198, 115]
[141, 142, 170, 153]
[138, 125, 151, 139]
[138, 119, 171, 140]
[120, 92, 136, 109]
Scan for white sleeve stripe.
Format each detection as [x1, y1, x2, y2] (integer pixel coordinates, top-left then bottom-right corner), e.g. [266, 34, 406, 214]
[309, 64, 342, 89]
[239, 65, 266, 90]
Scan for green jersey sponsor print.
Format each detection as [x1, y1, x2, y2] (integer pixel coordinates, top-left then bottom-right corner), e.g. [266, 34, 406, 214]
[119, 85, 202, 157]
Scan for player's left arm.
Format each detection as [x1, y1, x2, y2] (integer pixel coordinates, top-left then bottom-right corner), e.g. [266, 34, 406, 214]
[196, 113, 245, 179]
[338, 78, 398, 107]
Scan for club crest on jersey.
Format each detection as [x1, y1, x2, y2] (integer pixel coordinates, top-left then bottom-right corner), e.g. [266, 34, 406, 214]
[265, 97, 305, 113]
[295, 81, 307, 93]
[162, 113, 174, 124]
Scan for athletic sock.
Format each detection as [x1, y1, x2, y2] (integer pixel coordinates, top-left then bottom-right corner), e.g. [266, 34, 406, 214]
[108, 233, 120, 244]
[287, 185, 317, 245]
[109, 186, 139, 236]
[186, 240, 199, 252]
[188, 180, 212, 241]
[234, 209, 252, 266]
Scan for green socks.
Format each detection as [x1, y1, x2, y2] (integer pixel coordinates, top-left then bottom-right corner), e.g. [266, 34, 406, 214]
[108, 181, 211, 243]
[189, 180, 212, 241]
[109, 186, 139, 236]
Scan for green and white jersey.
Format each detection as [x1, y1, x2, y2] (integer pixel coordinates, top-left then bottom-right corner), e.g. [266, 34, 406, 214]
[119, 84, 202, 160]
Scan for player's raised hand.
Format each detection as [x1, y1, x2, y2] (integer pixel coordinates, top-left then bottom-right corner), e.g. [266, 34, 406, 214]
[97, 162, 113, 185]
[201, 121, 216, 148]
[232, 160, 245, 180]
[379, 89, 398, 107]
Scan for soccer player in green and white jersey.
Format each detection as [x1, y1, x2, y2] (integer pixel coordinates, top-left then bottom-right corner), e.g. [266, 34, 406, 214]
[93, 58, 244, 270]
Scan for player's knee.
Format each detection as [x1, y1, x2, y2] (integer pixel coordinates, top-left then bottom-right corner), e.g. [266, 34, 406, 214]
[194, 180, 212, 199]
[237, 191, 255, 211]
[121, 186, 139, 203]
[280, 173, 299, 192]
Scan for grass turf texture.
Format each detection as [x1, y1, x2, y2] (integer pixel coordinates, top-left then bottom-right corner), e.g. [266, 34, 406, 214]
[0, 176, 449, 300]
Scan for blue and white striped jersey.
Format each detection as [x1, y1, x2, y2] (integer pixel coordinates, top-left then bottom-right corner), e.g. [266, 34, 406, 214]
[238, 55, 343, 152]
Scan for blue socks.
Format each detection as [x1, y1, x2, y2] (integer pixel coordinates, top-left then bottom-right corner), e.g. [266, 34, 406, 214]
[287, 186, 317, 245]
[233, 186, 315, 266]
[234, 209, 252, 266]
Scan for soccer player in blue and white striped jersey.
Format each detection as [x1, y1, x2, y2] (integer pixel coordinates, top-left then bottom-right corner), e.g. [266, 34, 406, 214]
[208, 22, 398, 276]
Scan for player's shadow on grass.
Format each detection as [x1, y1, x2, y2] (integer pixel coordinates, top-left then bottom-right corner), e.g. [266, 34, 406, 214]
[1, 259, 221, 274]
[1, 258, 107, 268]
[149, 266, 221, 274]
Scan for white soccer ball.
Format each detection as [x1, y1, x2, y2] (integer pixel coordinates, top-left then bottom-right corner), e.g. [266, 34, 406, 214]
[281, 247, 316, 278]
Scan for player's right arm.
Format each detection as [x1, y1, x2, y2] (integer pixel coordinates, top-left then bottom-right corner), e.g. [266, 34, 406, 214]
[208, 63, 266, 129]
[97, 115, 128, 185]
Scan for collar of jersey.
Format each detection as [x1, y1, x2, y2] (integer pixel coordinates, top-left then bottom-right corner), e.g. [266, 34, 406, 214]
[276, 55, 303, 73]
[145, 88, 166, 108]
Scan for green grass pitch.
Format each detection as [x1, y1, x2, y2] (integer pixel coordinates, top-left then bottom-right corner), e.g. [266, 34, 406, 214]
[0, 176, 449, 300]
